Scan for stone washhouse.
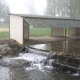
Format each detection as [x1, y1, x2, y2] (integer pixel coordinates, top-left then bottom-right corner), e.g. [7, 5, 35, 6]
[9, 14, 80, 44]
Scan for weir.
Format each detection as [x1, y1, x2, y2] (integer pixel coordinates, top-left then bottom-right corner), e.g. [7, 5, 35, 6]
[19, 46, 80, 74]
[15, 46, 55, 72]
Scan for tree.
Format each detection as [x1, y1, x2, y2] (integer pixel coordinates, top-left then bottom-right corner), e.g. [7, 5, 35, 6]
[0, 0, 9, 25]
[44, 0, 80, 18]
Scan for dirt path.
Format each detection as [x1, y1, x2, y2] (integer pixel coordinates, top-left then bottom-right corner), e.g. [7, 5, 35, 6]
[0, 28, 9, 32]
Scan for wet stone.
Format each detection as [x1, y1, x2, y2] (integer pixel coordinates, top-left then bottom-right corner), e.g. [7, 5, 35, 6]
[0, 44, 19, 57]
[10, 59, 30, 68]
[0, 59, 30, 68]
[0, 54, 2, 59]
[0, 44, 12, 55]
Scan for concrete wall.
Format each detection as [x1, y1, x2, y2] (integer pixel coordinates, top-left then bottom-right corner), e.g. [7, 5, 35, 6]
[10, 15, 23, 44]
[68, 28, 78, 35]
[23, 19, 29, 40]
[51, 28, 63, 37]
[78, 28, 80, 35]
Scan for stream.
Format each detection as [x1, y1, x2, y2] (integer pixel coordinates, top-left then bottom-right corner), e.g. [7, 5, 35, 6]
[0, 39, 80, 80]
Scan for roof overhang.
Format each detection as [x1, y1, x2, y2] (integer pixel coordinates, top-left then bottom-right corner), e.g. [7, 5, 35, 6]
[10, 13, 80, 28]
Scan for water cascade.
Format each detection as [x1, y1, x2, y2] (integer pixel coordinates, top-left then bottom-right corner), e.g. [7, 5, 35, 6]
[13, 47, 56, 72]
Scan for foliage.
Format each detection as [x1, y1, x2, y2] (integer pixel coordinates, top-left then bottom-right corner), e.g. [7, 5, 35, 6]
[45, 0, 80, 18]
[0, 0, 9, 25]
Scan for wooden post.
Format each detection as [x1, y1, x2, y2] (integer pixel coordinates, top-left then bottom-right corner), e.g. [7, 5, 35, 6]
[65, 28, 66, 40]
[65, 28, 67, 53]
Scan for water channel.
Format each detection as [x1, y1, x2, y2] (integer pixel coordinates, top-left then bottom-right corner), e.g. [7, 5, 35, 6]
[0, 39, 80, 80]
[30, 39, 80, 55]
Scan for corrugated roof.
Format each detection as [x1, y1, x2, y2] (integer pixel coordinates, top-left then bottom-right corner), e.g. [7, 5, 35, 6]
[10, 13, 80, 28]
[24, 18, 80, 28]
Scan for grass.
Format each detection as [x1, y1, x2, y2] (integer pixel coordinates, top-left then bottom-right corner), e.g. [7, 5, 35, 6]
[0, 28, 51, 38]
[0, 28, 69, 38]
[30, 28, 51, 36]
[63, 28, 69, 34]
[30, 28, 69, 36]
[0, 31, 9, 38]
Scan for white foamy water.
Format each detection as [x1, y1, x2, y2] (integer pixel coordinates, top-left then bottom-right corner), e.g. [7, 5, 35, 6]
[72, 73, 80, 76]
[0, 66, 10, 80]
[15, 53, 47, 63]
[12, 51, 54, 72]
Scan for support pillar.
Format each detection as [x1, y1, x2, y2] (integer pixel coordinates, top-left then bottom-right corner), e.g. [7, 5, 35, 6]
[23, 19, 29, 41]
[51, 28, 63, 37]
[78, 28, 80, 35]
[68, 28, 78, 35]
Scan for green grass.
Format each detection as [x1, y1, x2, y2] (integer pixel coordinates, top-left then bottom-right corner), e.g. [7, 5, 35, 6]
[0, 28, 69, 39]
[30, 28, 51, 36]
[63, 28, 69, 34]
[0, 31, 9, 38]
[66, 28, 69, 34]
[0, 28, 51, 38]
[30, 28, 69, 36]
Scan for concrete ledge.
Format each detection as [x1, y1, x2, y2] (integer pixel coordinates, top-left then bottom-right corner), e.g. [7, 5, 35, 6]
[24, 36, 80, 45]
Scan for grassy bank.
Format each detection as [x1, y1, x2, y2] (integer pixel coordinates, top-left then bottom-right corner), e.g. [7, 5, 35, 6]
[0, 31, 9, 38]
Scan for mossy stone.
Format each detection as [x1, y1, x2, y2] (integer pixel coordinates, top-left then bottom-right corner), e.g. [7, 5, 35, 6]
[0, 54, 2, 59]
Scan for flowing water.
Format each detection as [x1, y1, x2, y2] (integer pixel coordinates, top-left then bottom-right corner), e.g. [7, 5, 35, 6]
[0, 39, 80, 80]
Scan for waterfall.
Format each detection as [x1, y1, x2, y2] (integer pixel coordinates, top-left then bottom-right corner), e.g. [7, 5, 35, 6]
[13, 48, 56, 72]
